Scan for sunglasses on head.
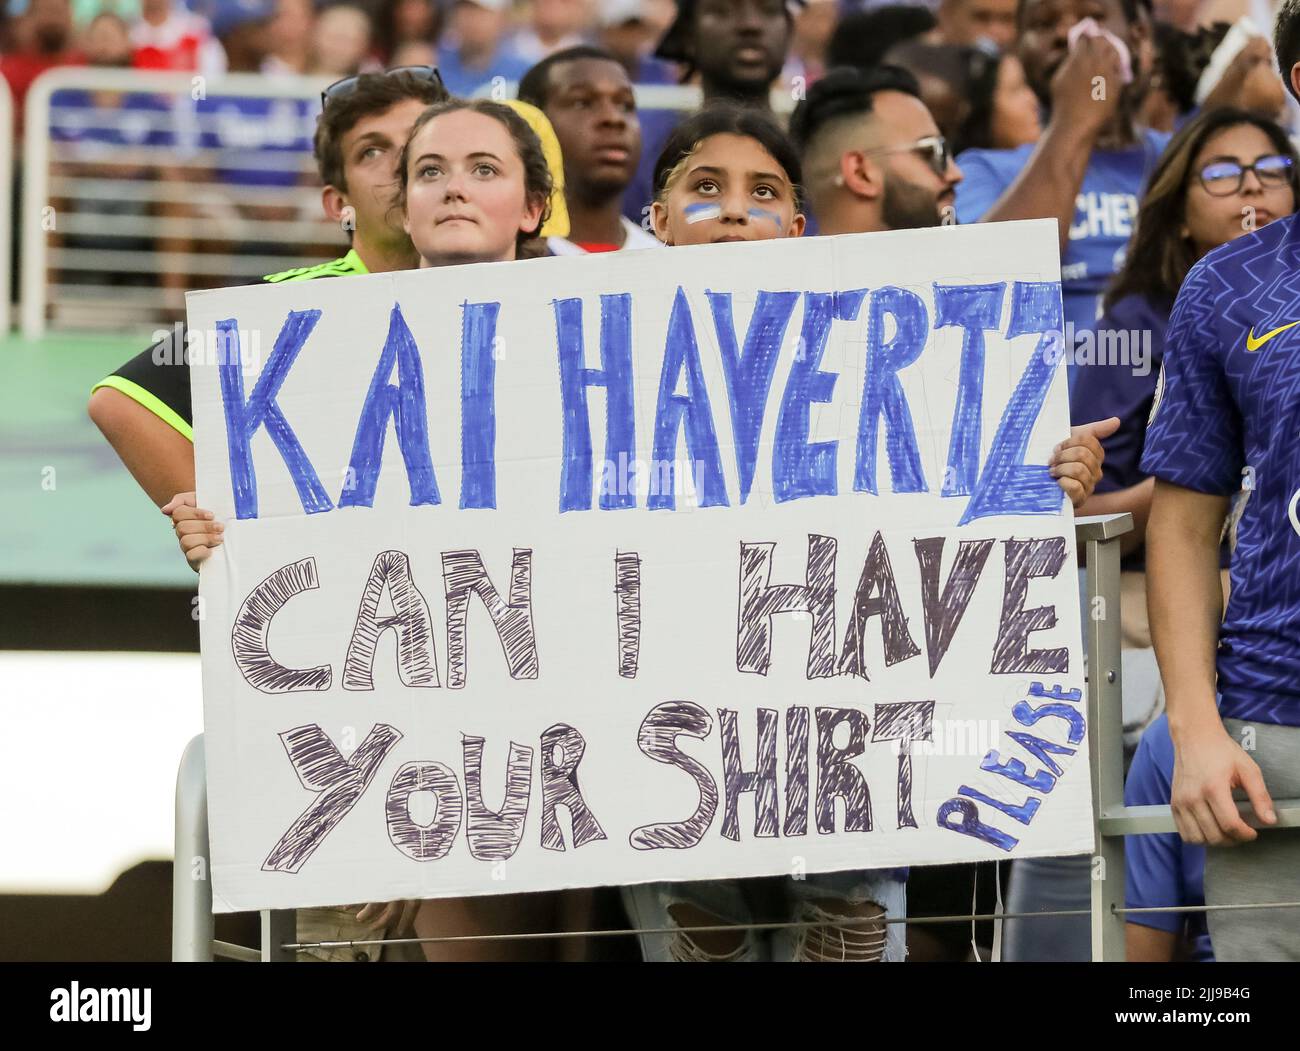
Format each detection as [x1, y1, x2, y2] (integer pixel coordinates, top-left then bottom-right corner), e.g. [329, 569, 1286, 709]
[321, 65, 444, 108]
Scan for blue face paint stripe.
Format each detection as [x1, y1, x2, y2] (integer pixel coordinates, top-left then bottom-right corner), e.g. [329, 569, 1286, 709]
[684, 202, 722, 222]
[747, 207, 783, 232]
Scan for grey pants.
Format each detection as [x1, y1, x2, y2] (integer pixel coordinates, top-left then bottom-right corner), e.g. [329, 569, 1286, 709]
[1204, 719, 1300, 962]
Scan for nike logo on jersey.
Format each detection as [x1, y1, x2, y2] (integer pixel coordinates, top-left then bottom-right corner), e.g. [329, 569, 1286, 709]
[1246, 319, 1300, 351]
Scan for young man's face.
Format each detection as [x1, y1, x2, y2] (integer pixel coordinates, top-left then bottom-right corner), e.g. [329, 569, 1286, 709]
[869, 91, 963, 230]
[692, 0, 791, 95]
[333, 98, 430, 247]
[542, 57, 641, 201]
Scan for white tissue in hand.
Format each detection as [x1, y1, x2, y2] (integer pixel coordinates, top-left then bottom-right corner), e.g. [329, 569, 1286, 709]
[1067, 16, 1133, 85]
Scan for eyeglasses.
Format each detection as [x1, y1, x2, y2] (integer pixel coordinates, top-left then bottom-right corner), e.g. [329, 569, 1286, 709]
[1197, 154, 1294, 196]
[321, 65, 445, 109]
[863, 135, 952, 178]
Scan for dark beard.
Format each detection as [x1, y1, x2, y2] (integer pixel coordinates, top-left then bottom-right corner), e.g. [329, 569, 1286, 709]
[881, 176, 942, 232]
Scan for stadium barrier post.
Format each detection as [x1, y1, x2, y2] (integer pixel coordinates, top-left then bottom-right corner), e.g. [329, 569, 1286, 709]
[173, 733, 214, 962]
[1079, 513, 1133, 961]
[260, 911, 297, 962]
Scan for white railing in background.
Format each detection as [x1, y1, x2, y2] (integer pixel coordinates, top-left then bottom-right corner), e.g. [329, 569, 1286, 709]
[0, 73, 12, 335]
[23, 68, 339, 339]
[20, 69, 718, 339]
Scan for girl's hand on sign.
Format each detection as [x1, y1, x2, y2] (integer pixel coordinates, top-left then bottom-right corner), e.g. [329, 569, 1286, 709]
[162, 491, 223, 570]
[1050, 416, 1119, 508]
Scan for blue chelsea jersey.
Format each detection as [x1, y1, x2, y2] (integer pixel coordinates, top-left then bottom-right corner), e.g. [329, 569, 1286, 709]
[1142, 212, 1300, 726]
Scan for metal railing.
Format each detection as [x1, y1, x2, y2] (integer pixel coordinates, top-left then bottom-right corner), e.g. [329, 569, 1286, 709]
[171, 512, 1300, 963]
[1080, 513, 1300, 960]
[23, 68, 346, 338]
[18, 70, 720, 339]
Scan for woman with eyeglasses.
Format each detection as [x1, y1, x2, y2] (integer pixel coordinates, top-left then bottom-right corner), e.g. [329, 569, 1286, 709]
[1000, 107, 1298, 965]
[1070, 106, 1297, 579]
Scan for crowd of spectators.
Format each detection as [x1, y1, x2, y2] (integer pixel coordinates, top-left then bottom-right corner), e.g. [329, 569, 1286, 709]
[0, 0, 686, 104]
[10, 0, 1300, 962]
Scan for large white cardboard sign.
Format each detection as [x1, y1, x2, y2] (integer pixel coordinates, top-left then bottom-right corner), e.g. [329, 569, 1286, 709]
[189, 219, 1090, 913]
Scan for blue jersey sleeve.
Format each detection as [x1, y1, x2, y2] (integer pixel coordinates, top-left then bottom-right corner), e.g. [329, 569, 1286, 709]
[1123, 728, 1185, 934]
[953, 148, 1017, 224]
[1139, 261, 1243, 494]
[1069, 293, 1167, 492]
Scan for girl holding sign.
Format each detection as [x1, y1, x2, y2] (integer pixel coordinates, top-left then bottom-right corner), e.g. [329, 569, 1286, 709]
[631, 104, 1113, 964]
[166, 97, 1113, 964]
[394, 96, 601, 961]
[629, 104, 910, 963]
[169, 96, 590, 963]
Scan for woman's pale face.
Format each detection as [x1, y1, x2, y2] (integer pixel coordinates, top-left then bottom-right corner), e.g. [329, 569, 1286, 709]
[402, 109, 544, 266]
[989, 55, 1040, 150]
[1184, 124, 1296, 259]
[651, 133, 805, 247]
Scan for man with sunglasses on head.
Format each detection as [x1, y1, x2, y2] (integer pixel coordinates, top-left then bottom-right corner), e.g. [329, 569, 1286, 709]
[88, 66, 446, 510]
[790, 64, 962, 236]
[87, 66, 447, 962]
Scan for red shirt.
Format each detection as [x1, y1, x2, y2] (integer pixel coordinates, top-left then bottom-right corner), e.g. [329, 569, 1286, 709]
[130, 11, 215, 73]
[0, 51, 85, 136]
